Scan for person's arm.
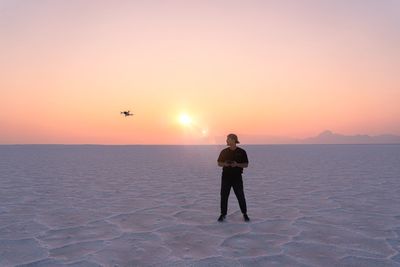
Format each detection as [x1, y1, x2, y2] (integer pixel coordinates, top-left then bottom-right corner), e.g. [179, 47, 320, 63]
[231, 162, 248, 168]
[218, 161, 230, 167]
[217, 151, 227, 167]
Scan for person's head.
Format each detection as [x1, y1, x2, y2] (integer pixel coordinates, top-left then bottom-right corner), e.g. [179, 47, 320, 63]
[226, 133, 240, 146]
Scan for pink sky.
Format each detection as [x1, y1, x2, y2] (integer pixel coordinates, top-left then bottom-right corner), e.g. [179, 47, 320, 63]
[1, 1, 399, 144]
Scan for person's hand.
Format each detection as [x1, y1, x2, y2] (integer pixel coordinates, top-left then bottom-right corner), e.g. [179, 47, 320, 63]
[231, 161, 238, 167]
[224, 160, 233, 167]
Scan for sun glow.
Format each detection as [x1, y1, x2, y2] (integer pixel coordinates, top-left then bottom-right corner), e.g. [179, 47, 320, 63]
[179, 113, 192, 126]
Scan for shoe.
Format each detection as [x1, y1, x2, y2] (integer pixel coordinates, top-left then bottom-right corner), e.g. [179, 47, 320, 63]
[243, 214, 250, 222]
[217, 214, 226, 222]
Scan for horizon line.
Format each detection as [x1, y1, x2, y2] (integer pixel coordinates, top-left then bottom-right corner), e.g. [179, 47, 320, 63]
[1, 143, 400, 146]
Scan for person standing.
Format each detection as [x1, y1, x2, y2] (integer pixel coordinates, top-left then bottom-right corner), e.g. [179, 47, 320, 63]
[217, 133, 250, 222]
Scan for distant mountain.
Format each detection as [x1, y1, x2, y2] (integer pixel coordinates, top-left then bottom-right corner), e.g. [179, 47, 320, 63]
[302, 130, 400, 144]
[214, 130, 400, 144]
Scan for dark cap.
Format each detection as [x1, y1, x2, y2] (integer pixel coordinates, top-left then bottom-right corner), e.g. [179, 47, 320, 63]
[227, 133, 240, 144]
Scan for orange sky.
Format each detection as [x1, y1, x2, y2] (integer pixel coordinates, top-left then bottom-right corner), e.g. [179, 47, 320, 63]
[1, 1, 399, 144]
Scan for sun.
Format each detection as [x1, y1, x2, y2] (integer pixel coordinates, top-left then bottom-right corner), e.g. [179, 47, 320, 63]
[179, 113, 192, 126]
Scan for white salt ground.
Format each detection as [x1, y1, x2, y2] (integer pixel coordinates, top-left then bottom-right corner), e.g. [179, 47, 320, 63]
[0, 144, 399, 267]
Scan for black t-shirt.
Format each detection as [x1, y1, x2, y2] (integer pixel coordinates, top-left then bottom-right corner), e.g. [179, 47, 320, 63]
[217, 147, 249, 176]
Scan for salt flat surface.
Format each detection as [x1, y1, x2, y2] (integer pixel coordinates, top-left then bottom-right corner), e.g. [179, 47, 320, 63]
[0, 144, 400, 266]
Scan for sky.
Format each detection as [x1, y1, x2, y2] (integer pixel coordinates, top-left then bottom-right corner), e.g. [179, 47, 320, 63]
[1, 0, 399, 144]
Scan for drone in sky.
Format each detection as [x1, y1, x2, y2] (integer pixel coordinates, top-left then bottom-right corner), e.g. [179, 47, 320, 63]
[120, 110, 134, 117]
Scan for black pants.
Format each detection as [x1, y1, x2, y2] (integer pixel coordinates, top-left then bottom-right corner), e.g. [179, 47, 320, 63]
[220, 174, 247, 215]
